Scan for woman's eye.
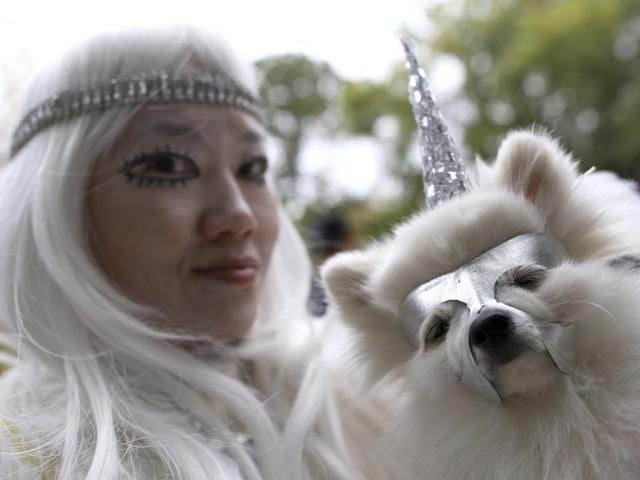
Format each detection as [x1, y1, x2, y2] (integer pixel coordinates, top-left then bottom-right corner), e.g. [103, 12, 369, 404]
[237, 156, 268, 183]
[119, 149, 200, 187]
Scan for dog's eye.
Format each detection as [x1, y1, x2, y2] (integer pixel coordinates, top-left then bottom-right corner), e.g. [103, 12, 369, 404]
[421, 301, 462, 348]
[500, 264, 548, 291]
[425, 319, 450, 345]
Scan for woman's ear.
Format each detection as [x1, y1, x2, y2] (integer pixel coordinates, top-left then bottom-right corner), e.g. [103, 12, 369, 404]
[490, 130, 578, 218]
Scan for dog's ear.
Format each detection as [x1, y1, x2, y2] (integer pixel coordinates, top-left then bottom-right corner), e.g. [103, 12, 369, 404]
[490, 130, 577, 218]
[322, 248, 380, 320]
[322, 247, 414, 383]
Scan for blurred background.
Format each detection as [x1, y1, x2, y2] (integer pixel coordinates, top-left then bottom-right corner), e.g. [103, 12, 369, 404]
[2, 0, 640, 256]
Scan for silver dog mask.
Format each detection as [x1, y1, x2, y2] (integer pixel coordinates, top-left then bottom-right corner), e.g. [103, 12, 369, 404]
[398, 233, 575, 404]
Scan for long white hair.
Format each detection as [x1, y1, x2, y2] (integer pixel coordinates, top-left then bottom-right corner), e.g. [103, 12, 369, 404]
[0, 26, 364, 480]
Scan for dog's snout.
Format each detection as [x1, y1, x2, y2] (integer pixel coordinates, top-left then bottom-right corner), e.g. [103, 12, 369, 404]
[468, 306, 526, 365]
[470, 309, 513, 349]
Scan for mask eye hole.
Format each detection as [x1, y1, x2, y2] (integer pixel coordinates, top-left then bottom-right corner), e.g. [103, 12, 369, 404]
[421, 300, 461, 348]
[429, 319, 449, 341]
[496, 264, 549, 294]
[422, 317, 450, 348]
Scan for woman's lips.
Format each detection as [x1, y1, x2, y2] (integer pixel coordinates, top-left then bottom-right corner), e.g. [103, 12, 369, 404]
[194, 267, 256, 285]
[192, 258, 258, 285]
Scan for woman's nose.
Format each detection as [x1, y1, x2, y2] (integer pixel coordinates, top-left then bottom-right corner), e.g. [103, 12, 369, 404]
[198, 182, 257, 241]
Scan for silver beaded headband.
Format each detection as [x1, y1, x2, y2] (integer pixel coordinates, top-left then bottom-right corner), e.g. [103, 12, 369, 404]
[401, 38, 467, 208]
[10, 71, 264, 158]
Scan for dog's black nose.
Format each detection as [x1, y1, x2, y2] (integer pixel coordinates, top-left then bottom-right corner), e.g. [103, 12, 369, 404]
[470, 310, 513, 349]
[469, 306, 525, 365]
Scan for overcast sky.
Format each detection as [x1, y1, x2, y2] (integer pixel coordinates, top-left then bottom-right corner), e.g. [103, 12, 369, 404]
[1, 0, 463, 203]
[2, 0, 430, 80]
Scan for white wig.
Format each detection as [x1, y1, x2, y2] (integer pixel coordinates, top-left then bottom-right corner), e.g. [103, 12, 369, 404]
[0, 26, 366, 479]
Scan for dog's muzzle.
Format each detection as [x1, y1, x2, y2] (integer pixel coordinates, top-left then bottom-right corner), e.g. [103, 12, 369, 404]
[398, 233, 575, 404]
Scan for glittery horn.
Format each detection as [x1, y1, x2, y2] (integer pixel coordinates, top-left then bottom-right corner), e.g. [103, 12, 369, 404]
[401, 37, 466, 208]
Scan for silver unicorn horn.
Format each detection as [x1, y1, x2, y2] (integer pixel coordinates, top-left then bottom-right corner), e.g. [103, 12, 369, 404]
[401, 37, 467, 208]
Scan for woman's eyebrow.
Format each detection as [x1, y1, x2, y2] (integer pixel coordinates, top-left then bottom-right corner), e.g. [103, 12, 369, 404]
[239, 129, 265, 144]
[131, 120, 265, 144]
[139, 121, 199, 139]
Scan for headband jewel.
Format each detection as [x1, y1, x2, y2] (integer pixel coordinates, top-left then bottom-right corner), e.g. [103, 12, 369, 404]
[401, 38, 467, 208]
[9, 71, 264, 158]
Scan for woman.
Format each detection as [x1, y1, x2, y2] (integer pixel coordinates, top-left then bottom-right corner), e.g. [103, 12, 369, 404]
[0, 26, 390, 479]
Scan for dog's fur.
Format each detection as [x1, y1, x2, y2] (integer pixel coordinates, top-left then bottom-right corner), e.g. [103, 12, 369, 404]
[323, 131, 640, 479]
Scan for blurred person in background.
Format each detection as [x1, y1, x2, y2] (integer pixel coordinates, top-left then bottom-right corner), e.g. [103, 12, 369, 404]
[307, 212, 356, 317]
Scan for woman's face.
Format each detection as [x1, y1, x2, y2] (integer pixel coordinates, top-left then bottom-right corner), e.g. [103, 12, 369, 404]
[88, 104, 279, 340]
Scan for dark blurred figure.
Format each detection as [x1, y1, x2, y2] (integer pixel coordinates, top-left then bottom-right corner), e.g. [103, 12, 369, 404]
[307, 212, 355, 317]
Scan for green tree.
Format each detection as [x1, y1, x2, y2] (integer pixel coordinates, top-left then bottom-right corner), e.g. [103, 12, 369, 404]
[255, 55, 341, 202]
[428, 0, 640, 179]
[258, 1, 640, 244]
[338, 65, 425, 240]
[341, 66, 416, 174]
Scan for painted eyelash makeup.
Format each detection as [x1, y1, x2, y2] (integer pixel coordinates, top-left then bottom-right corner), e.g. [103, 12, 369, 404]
[119, 146, 200, 188]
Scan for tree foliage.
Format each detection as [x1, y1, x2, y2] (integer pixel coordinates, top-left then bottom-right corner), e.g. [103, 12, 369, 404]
[256, 0, 640, 245]
[341, 66, 416, 172]
[338, 66, 425, 239]
[429, 0, 640, 179]
[255, 55, 340, 201]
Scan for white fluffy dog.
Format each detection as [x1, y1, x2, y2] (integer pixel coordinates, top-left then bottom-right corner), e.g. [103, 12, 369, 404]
[323, 131, 640, 480]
